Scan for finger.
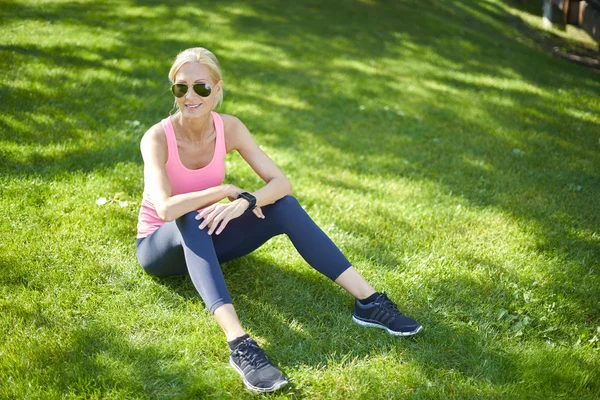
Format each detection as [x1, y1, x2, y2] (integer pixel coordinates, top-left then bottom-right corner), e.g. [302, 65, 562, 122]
[215, 214, 233, 235]
[195, 208, 210, 220]
[252, 207, 265, 219]
[200, 206, 222, 230]
[207, 209, 227, 235]
[197, 205, 216, 220]
[199, 213, 213, 230]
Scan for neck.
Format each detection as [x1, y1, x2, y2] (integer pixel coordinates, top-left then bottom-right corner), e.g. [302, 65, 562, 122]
[174, 111, 213, 141]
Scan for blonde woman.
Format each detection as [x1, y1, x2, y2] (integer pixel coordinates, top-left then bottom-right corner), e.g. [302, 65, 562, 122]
[135, 47, 422, 393]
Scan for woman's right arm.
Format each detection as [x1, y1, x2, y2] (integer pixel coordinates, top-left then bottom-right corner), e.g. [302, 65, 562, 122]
[140, 125, 237, 222]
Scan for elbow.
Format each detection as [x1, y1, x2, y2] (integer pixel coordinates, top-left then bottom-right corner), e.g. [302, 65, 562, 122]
[282, 177, 292, 196]
[155, 203, 175, 222]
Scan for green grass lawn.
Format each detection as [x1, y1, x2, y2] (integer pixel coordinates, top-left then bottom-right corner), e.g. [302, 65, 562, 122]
[1, 0, 599, 398]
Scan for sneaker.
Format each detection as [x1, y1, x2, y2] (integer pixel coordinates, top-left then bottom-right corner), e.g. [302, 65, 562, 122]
[352, 292, 423, 336]
[229, 337, 288, 392]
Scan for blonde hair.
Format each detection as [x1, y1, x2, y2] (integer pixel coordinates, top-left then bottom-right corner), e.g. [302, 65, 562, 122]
[168, 47, 223, 110]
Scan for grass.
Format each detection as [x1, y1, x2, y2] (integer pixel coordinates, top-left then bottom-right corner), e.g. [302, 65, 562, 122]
[1, 0, 599, 398]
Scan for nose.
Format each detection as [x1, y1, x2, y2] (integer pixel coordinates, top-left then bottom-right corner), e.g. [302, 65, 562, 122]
[185, 86, 197, 100]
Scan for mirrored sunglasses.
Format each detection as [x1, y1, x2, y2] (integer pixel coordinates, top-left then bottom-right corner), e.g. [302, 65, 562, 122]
[171, 83, 212, 98]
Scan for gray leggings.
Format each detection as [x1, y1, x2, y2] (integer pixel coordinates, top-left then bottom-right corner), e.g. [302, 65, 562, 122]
[136, 196, 351, 313]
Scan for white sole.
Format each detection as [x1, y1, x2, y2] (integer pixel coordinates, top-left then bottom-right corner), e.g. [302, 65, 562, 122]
[229, 358, 289, 393]
[352, 315, 423, 336]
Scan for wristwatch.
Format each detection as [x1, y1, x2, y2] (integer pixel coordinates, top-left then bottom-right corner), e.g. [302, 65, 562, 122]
[237, 192, 257, 211]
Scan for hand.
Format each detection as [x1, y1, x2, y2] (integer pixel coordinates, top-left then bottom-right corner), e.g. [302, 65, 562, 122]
[195, 199, 265, 235]
[226, 185, 264, 219]
[226, 184, 243, 202]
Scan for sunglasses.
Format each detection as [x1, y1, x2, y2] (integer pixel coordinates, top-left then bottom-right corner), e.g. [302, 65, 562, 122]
[171, 83, 212, 98]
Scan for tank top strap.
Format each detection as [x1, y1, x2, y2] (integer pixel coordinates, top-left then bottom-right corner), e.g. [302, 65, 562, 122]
[161, 116, 179, 164]
[211, 111, 227, 157]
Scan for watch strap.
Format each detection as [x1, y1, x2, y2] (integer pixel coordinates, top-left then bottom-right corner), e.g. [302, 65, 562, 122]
[237, 192, 257, 211]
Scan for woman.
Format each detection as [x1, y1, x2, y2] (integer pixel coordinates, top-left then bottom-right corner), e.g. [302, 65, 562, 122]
[135, 47, 422, 393]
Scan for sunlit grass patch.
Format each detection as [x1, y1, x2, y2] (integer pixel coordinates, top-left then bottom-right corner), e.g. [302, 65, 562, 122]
[1, 0, 599, 398]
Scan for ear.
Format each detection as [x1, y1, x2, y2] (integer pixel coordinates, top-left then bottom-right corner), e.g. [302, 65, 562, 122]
[215, 80, 223, 93]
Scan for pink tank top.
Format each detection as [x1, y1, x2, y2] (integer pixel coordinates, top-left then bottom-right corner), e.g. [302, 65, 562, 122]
[136, 112, 227, 238]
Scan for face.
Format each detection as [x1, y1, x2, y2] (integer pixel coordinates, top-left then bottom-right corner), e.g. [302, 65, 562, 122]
[173, 62, 222, 119]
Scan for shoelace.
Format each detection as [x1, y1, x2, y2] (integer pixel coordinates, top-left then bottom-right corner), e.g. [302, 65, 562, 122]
[376, 292, 401, 315]
[234, 339, 270, 368]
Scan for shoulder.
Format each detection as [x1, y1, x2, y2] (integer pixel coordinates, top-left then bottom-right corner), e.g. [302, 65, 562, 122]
[218, 113, 253, 151]
[219, 113, 246, 134]
[140, 121, 168, 162]
[141, 121, 166, 148]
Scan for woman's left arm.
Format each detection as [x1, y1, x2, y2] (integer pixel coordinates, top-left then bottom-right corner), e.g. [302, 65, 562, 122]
[226, 115, 292, 206]
[197, 115, 292, 234]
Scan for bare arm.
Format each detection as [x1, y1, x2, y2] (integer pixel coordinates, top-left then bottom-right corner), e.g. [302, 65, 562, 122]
[197, 115, 292, 235]
[140, 124, 237, 222]
[224, 115, 292, 206]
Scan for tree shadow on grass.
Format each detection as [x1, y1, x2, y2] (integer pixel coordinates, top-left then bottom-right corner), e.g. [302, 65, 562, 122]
[3, 0, 600, 395]
[2, 0, 597, 323]
[9, 321, 240, 399]
[0, 138, 140, 178]
[5, 250, 595, 397]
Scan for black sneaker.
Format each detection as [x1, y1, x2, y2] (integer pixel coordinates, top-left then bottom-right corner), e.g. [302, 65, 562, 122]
[229, 337, 288, 392]
[352, 292, 423, 336]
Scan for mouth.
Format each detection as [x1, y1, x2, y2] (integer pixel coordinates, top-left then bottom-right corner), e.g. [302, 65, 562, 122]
[185, 104, 201, 110]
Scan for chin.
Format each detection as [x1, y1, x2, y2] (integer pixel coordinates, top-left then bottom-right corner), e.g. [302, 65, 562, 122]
[182, 108, 209, 119]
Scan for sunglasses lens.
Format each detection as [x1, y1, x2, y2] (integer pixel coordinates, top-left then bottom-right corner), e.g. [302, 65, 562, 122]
[193, 83, 212, 97]
[171, 84, 188, 98]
